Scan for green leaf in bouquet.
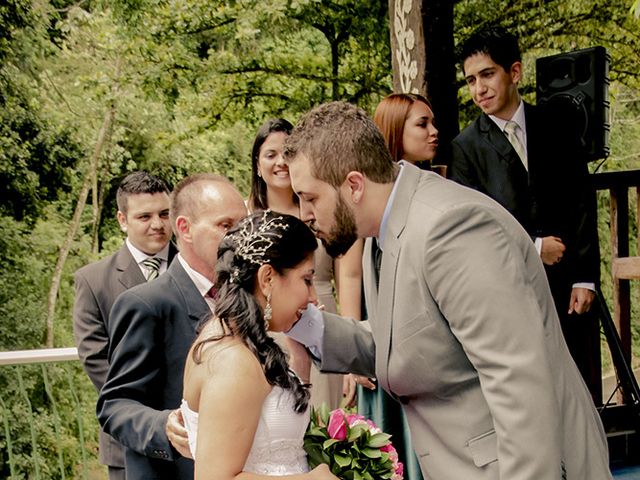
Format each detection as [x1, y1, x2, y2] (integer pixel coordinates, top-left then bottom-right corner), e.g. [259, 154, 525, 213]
[367, 432, 391, 448]
[361, 447, 382, 459]
[362, 471, 375, 480]
[334, 453, 351, 468]
[353, 471, 363, 480]
[304, 445, 326, 469]
[347, 423, 369, 442]
[322, 438, 341, 450]
[307, 425, 328, 437]
[317, 402, 331, 425]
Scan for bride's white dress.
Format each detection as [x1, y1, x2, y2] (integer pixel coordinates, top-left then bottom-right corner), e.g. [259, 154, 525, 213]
[181, 386, 310, 475]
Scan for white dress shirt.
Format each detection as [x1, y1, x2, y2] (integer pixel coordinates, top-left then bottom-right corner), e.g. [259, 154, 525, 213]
[177, 254, 216, 313]
[126, 238, 170, 278]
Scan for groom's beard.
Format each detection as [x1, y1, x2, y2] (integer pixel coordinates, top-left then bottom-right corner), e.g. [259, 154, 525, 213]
[321, 194, 358, 258]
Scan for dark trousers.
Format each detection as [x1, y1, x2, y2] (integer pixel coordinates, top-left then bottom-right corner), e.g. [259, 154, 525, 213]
[560, 308, 603, 406]
[108, 466, 125, 480]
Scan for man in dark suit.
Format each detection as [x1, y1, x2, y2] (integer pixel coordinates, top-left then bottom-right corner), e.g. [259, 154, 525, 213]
[73, 171, 175, 480]
[97, 173, 247, 480]
[449, 27, 602, 402]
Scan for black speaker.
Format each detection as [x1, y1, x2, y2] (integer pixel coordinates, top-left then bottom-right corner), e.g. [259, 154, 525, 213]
[536, 46, 610, 161]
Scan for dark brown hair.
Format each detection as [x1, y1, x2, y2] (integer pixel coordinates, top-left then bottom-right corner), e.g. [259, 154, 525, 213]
[248, 118, 296, 212]
[116, 171, 170, 215]
[192, 211, 317, 413]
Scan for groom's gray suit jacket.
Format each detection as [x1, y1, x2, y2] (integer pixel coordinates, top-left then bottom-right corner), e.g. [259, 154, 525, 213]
[319, 163, 610, 479]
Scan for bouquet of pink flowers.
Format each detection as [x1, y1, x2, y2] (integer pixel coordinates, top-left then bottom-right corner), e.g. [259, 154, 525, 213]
[304, 405, 404, 480]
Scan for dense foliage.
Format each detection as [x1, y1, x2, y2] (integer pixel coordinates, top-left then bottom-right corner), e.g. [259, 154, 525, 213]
[0, 0, 638, 477]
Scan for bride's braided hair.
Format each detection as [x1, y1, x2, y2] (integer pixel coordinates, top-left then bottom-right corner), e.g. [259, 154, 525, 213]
[192, 210, 316, 413]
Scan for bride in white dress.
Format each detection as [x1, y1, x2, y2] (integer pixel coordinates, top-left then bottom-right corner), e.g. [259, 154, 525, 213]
[181, 211, 337, 480]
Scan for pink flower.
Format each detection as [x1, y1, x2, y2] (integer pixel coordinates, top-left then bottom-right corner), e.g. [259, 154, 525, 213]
[380, 444, 396, 453]
[395, 461, 404, 476]
[365, 419, 381, 433]
[327, 409, 348, 440]
[346, 413, 365, 425]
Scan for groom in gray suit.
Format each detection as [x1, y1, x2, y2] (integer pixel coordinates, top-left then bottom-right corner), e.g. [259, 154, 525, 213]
[285, 101, 611, 479]
[73, 171, 176, 480]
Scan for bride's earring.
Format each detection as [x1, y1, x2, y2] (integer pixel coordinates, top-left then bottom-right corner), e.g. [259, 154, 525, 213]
[264, 292, 272, 330]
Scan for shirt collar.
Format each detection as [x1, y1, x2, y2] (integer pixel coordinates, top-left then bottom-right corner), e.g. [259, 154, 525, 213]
[377, 163, 405, 251]
[489, 98, 526, 133]
[177, 253, 214, 298]
[126, 238, 170, 264]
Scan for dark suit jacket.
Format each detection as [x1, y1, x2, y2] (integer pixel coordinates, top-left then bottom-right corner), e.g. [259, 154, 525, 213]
[449, 102, 600, 305]
[73, 242, 177, 467]
[97, 259, 211, 480]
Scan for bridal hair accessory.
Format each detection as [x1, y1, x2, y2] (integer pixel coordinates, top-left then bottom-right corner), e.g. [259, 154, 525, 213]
[228, 210, 289, 283]
[264, 291, 272, 329]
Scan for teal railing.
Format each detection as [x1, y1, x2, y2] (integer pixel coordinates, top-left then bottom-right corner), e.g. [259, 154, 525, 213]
[0, 348, 100, 480]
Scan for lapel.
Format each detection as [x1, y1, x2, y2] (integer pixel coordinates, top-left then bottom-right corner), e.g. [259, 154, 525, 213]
[362, 238, 377, 313]
[166, 259, 211, 324]
[478, 112, 528, 180]
[116, 241, 179, 290]
[522, 103, 542, 181]
[167, 241, 179, 264]
[114, 245, 145, 290]
[374, 163, 421, 393]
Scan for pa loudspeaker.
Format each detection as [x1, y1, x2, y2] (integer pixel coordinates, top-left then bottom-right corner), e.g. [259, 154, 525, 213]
[536, 46, 610, 162]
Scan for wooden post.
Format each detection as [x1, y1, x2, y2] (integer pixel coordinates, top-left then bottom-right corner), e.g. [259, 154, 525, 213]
[389, 0, 426, 94]
[421, 0, 458, 165]
[610, 186, 632, 362]
[388, 0, 459, 167]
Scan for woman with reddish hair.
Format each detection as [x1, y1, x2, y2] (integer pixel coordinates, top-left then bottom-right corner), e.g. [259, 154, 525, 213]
[373, 93, 441, 172]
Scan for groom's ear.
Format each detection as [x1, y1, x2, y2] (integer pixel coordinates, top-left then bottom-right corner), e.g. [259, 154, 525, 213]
[344, 171, 365, 204]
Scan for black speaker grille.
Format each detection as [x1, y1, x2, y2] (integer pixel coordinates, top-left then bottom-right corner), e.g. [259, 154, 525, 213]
[536, 46, 610, 162]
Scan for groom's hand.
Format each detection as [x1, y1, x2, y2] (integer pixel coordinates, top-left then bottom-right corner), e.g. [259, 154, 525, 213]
[166, 409, 192, 459]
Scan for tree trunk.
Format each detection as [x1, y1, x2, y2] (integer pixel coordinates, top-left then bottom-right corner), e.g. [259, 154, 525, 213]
[331, 39, 340, 101]
[90, 151, 100, 253]
[44, 61, 120, 347]
[91, 137, 114, 254]
[91, 180, 107, 255]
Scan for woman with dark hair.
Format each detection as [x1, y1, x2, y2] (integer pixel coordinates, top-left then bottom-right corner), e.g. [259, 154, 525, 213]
[248, 118, 363, 411]
[248, 119, 299, 215]
[181, 211, 337, 479]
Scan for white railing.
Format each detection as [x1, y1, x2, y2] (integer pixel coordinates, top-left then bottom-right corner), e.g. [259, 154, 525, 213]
[0, 347, 98, 480]
[0, 347, 79, 365]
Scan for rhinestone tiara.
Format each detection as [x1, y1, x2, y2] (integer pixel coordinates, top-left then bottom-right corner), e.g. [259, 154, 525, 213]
[228, 210, 289, 266]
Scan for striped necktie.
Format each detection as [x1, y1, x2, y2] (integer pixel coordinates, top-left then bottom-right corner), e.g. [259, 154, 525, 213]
[504, 121, 528, 170]
[141, 257, 161, 281]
